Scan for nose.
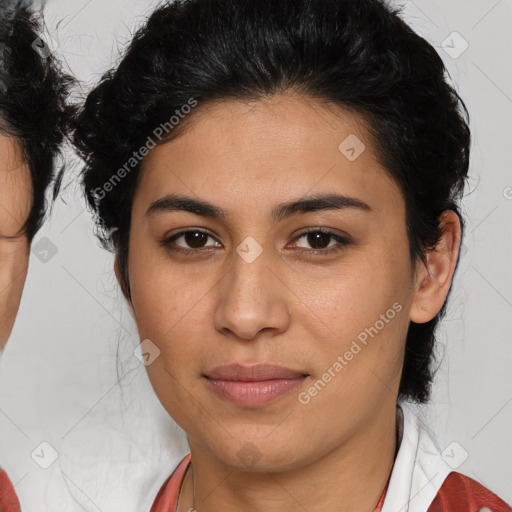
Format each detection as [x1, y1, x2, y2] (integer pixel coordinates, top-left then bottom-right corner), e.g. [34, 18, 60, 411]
[213, 244, 291, 341]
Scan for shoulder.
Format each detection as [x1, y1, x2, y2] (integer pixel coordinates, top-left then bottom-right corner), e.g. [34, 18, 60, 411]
[428, 471, 512, 512]
[0, 468, 21, 512]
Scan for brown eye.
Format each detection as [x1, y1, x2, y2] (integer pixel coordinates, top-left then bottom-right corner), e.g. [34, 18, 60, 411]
[301, 231, 333, 250]
[292, 229, 351, 255]
[181, 230, 209, 248]
[161, 229, 222, 253]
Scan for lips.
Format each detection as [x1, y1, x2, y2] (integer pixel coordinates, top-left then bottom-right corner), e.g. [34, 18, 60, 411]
[204, 363, 310, 407]
[204, 363, 309, 381]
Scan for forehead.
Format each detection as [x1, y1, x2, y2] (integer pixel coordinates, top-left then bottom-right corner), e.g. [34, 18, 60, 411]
[135, 93, 403, 216]
[143, 93, 372, 166]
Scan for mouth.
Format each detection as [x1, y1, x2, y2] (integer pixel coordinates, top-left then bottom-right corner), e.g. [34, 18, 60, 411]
[203, 363, 310, 407]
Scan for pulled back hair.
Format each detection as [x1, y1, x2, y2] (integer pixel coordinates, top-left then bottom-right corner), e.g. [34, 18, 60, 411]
[74, 0, 471, 403]
[0, 0, 74, 242]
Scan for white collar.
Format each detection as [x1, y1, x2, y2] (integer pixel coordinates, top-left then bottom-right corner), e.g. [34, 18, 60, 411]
[382, 401, 453, 512]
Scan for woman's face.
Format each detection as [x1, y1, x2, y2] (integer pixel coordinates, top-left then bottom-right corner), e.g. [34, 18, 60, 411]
[126, 93, 426, 471]
[0, 133, 31, 347]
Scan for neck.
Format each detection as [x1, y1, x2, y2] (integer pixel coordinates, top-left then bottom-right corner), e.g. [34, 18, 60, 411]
[178, 403, 399, 512]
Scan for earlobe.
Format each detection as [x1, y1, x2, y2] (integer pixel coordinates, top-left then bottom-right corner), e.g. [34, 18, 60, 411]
[410, 210, 461, 324]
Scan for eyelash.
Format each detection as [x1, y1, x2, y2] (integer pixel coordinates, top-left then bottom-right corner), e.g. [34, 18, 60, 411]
[160, 228, 351, 258]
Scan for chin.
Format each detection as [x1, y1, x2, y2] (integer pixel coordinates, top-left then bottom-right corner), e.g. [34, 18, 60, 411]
[204, 435, 314, 473]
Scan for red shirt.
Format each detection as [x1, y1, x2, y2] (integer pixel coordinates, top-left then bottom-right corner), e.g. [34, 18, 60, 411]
[0, 469, 21, 512]
[429, 472, 512, 512]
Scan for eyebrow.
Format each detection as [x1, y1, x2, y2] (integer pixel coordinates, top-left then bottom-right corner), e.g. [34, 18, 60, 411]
[145, 192, 372, 222]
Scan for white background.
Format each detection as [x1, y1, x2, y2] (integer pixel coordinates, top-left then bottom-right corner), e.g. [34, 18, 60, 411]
[0, 0, 511, 510]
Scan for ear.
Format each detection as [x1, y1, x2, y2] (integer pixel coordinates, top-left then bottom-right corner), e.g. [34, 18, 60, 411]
[114, 255, 133, 313]
[410, 210, 461, 323]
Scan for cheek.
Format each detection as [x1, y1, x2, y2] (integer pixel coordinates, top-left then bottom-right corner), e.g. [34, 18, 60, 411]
[296, 241, 412, 393]
[299, 240, 411, 335]
[290, 275, 408, 447]
[128, 243, 214, 366]
[128, 251, 210, 424]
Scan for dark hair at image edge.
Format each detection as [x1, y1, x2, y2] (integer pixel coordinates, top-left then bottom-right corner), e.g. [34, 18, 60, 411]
[0, 0, 74, 242]
[74, 0, 471, 403]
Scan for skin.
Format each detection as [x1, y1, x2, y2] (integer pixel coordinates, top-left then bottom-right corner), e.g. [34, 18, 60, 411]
[0, 133, 31, 348]
[119, 93, 461, 512]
